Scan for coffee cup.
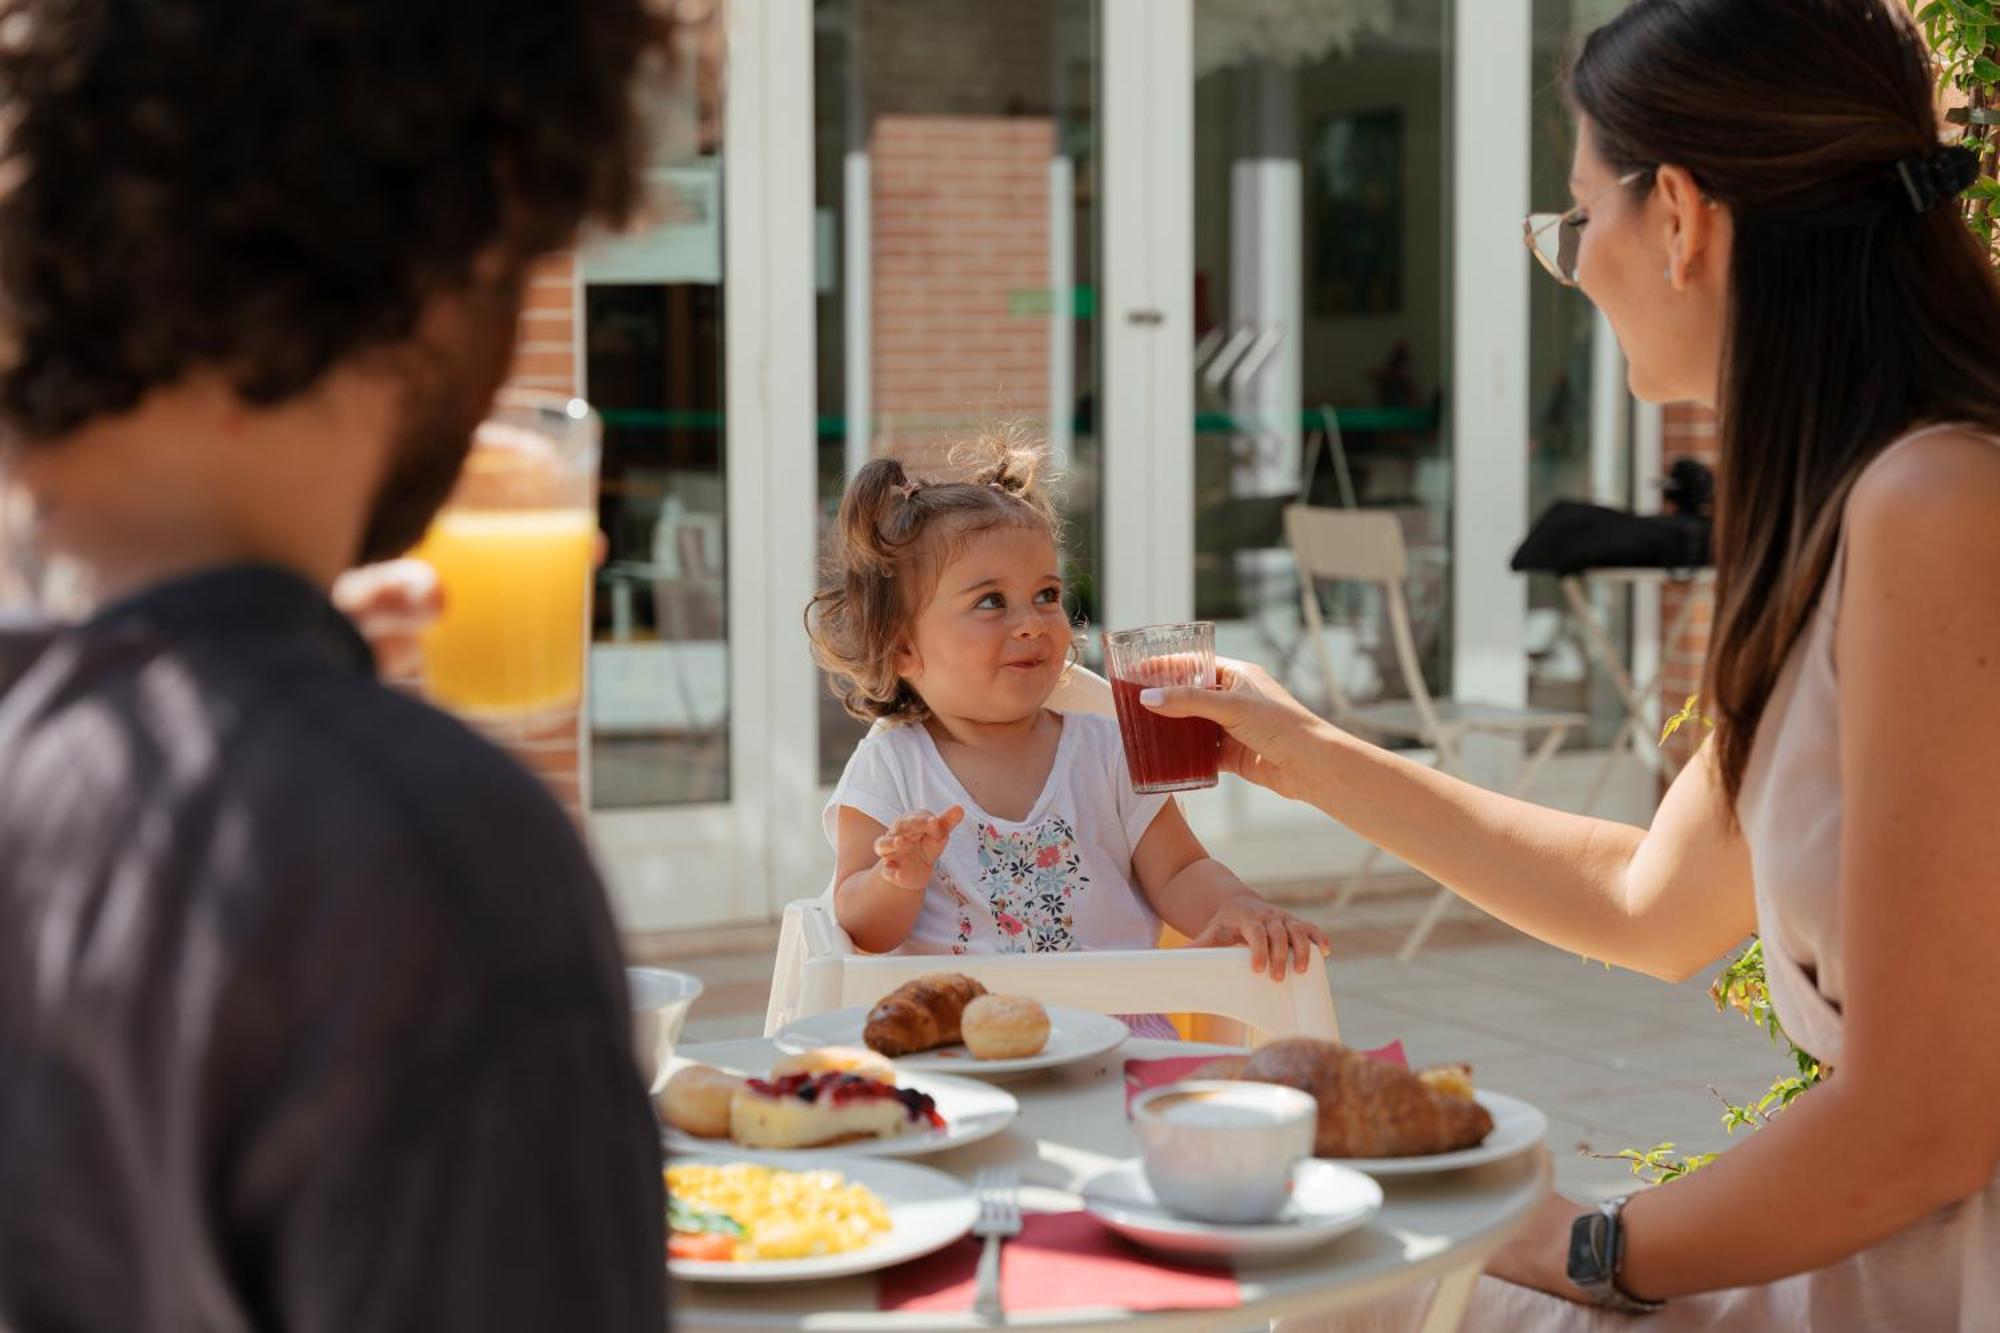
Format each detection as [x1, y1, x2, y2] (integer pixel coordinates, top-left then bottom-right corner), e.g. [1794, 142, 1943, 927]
[1131, 1080, 1317, 1224]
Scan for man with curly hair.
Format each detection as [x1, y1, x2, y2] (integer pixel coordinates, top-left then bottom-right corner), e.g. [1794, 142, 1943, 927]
[0, 1, 673, 1328]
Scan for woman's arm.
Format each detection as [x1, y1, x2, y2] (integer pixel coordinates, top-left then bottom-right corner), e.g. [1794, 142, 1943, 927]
[1143, 669, 1754, 982]
[830, 804, 963, 954]
[1497, 430, 2000, 1300]
[1129, 802, 1330, 980]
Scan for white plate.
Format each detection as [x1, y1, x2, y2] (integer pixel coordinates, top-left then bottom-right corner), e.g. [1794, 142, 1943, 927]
[1324, 1090, 1549, 1176]
[668, 1152, 976, 1284]
[772, 1005, 1129, 1078]
[1081, 1159, 1382, 1266]
[662, 1069, 1019, 1163]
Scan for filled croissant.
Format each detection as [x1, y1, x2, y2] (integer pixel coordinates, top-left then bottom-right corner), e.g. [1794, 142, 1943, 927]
[1238, 1038, 1494, 1158]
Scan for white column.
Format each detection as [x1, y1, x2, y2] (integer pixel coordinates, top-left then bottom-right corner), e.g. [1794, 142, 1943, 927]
[1630, 399, 1665, 695]
[1450, 0, 1532, 709]
[1047, 155, 1075, 471]
[1228, 62, 1302, 499]
[725, 0, 820, 918]
[843, 150, 872, 477]
[1588, 310, 1629, 507]
[1102, 0, 1195, 632]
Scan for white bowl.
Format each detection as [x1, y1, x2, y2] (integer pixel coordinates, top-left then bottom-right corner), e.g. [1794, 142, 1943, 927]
[628, 966, 703, 1094]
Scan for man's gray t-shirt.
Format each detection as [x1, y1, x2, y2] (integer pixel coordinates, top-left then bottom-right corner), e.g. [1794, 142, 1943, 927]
[0, 565, 665, 1332]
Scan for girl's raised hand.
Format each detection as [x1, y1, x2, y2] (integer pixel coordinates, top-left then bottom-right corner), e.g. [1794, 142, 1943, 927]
[873, 805, 966, 892]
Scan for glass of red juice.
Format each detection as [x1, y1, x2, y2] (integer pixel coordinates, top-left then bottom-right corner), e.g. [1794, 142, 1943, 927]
[1103, 622, 1223, 794]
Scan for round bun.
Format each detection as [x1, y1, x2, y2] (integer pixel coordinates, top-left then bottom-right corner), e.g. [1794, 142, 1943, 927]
[770, 1045, 897, 1084]
[960, 994, 1051, 1060]
[658, 1064, 744, 1138]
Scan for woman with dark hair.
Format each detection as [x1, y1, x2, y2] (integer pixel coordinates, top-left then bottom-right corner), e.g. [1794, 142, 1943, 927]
[1148, 0, 2000, 1324]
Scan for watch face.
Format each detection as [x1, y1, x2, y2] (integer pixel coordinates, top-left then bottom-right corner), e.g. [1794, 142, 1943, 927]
[1567, 1211, 1612, 1284]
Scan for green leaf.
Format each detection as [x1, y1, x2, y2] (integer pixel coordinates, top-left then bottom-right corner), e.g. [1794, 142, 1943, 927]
[1975, 55, 2000, 82]
[1918, 1, 1948, 20]
[669, 1198, 747, 1237]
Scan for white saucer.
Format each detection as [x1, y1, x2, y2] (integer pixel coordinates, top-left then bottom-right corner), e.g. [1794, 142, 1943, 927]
[1325, 1090, 1549, 1176]
[1080, 1159, 1382, 1266]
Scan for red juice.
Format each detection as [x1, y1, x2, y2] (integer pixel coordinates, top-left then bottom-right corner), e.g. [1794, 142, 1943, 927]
[1109, 669, 1222, 794]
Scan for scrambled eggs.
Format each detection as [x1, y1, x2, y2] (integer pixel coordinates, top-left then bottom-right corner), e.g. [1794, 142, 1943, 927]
[666, 1162, 891, 1261]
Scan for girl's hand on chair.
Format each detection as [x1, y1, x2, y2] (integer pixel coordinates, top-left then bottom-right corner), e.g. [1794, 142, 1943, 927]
[873, 806, 965, 892]
[1190, 899, 1331, 981]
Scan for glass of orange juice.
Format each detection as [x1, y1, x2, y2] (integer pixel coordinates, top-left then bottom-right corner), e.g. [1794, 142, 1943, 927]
[410, 391, 599, 721]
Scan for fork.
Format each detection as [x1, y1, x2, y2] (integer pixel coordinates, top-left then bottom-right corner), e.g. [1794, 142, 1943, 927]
[971, 1166, 1022, 1321]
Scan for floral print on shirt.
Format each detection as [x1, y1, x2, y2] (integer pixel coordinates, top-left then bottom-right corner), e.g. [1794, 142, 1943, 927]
[973, 816, 1086, 953]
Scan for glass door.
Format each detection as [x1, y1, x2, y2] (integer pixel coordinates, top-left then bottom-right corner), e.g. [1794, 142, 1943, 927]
[1188, 0, 1453, 715]
[809, 0, 1104, 789]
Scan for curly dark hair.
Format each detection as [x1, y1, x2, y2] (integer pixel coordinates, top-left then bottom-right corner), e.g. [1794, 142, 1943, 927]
[0, 0, 665, 440]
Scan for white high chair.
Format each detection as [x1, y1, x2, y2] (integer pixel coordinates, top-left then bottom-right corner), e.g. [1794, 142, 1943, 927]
[764, 664, 1341, 1046]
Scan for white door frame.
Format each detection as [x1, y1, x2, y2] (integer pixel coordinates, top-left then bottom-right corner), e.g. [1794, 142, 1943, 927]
[1101, 0, 1196, 633]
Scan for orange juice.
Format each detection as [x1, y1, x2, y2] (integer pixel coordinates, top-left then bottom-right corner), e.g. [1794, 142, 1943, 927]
[413, 507, 596, 716]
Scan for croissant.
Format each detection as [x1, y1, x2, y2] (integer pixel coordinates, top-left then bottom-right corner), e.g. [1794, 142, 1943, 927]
[1239, 1038, 1494, 1158]
[862, 973, 989, 1057]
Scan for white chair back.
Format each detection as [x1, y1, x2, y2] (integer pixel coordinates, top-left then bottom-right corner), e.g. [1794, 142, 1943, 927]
[769, 893, 1338, 1046]
[832, 947, 1339, 1047]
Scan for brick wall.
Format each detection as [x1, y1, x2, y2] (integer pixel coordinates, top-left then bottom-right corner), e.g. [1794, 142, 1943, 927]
[868, 114, 1057, 466]
[1659, 401, 1718, 771]
[493, 252, 587, 822]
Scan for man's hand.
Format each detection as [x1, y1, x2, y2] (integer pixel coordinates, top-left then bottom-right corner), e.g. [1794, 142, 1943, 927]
[331, 558, 442, 681]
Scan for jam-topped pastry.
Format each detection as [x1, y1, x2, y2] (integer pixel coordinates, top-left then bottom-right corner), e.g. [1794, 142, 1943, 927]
[728, 1071, 945, 1150]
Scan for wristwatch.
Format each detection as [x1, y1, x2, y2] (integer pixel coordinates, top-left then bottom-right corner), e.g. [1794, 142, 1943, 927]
[1566, 1195, 1666, 1314]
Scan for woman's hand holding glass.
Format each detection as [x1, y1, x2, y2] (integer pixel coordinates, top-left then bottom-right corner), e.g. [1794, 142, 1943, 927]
[1138, 657, 1333, 802]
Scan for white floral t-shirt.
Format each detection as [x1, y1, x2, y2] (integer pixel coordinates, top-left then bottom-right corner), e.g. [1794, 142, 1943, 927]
[823, 713, 1171, 956]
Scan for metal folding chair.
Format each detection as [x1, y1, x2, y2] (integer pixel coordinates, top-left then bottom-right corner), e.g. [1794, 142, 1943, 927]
[1286, 504, 1587, 961]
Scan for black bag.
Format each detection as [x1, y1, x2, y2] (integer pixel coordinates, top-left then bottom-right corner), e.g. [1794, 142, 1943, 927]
[1511, 460, 1714, 576]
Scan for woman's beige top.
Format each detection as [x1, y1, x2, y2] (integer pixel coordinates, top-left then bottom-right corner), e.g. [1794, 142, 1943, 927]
[1313, 424, 2000, 1332]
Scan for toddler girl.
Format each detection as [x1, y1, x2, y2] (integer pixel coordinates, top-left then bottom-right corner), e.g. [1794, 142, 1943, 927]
[807, 441, 1328, 1024]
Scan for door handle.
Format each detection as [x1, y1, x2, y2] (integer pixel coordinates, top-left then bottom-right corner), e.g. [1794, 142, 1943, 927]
[1125, 308, 1165, 326]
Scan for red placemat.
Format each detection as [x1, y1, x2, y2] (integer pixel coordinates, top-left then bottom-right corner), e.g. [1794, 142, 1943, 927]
[1123, 1040, 1408, 1112]
[877, 1210, 1241, 1315]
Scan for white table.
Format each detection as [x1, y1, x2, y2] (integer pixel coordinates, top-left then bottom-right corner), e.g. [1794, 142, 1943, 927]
[671, 1038, 1551, 1333]
[1558, 567, 1715, 813]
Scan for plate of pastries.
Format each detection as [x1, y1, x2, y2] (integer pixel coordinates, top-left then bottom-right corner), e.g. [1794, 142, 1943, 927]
[657, 1041, 1018, 1162]
[774, 972, 1130, 1078]
[1186, 1038, 1549, 1175]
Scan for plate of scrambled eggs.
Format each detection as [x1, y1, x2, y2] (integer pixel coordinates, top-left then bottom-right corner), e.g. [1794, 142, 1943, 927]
[666, 1154, 977, 1283]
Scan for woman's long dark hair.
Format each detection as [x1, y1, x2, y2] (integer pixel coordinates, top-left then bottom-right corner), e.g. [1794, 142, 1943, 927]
[1568, 0, 2000, 807]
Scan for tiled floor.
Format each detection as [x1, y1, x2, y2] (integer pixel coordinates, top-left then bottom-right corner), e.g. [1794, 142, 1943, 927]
[632, 884, 1785, 1203]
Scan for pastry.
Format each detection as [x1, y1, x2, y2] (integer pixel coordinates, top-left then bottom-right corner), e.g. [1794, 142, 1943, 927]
[1418, 1063, 1476, 1101]
[659, 1064, 745, 1139]
[1189, 1054, 1249, 1082]
[960, 994, 1051, 1060]
[863, 973, 988, 1057]
[771, 1045, 897, 1084]
[1238, 1038, 1494, 1158]
[728, 1072, 944, 1149]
